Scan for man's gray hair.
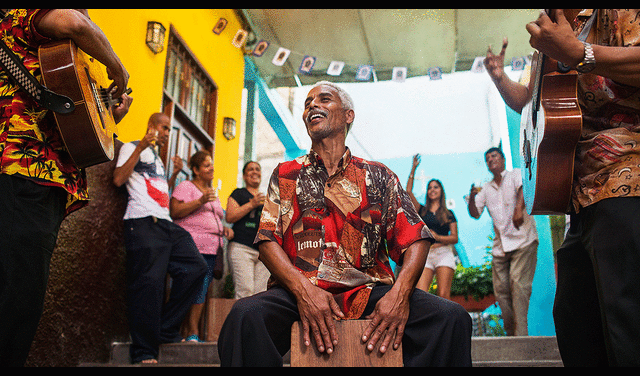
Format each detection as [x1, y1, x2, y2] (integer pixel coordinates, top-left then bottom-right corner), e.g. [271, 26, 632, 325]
[312, 81, 355, 133]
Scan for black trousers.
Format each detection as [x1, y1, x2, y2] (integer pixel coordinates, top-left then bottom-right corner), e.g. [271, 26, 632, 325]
[554, 197, 640, 366]
[217, 285, 472, 367]
[0, 175, 66, 367]
[123, 217, 207, 363]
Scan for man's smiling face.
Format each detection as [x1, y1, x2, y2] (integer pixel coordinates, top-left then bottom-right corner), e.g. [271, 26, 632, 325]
[485, 150, 505, 175]
[303, 84, 354, 141]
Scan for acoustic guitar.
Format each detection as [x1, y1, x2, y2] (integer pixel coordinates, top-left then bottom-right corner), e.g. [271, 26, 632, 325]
[519, 11, 583, 215]
[38, 39, 128, 169]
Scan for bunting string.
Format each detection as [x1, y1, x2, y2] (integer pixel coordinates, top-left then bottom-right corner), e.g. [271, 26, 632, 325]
[214, 17, 529, 84]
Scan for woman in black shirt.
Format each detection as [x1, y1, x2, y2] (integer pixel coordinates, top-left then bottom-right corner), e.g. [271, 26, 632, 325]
[226, 161, 270, 298]
[407, 154, 459, 299]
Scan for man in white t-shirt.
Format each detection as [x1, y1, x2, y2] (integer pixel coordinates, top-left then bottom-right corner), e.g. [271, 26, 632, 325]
[467, 147, 538, 336]
[113, 113, 207, 364]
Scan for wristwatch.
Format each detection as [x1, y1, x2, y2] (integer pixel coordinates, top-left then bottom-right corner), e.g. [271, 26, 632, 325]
[576, 42, 596, 73]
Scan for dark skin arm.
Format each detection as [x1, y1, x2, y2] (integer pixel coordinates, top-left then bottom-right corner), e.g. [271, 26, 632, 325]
[258, 240, 345, 354]
[259, 238, 432, 355]
[486, 9, 640, 114]
[512, 186, 526, 230]
[112, 128, 157, 187]
[526, 9, 640, 88]
[485, 37, 532, 114]
[225, 194, 265, 223]
[35, 9, 130, 99]
[361, 239, 431, 353]
[467, 185, 482, 219]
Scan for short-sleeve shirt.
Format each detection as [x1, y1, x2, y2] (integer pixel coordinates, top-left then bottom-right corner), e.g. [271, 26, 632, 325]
[229, 187, 262, 249]
[474, 168, 538, 257]
[0, 9, 88, 216]
[570, 9, 640, 211]
[417, 206, 456, 236]
[255, 147, 433, 318]
[172, 180, 224, 255]
[116, 141, 171, 221]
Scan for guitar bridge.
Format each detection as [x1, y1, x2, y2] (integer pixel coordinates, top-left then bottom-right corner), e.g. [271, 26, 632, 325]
[84, 67, 107, 130]
[90, 81, 105, 114]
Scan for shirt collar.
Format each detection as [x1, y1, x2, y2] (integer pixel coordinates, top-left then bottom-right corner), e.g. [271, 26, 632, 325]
[489, 169, 508, 189]
[308, 147, 352, 174]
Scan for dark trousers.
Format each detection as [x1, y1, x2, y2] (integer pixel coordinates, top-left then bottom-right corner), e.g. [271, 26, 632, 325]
[0, 175, 66, 367]
[217, 285, 472, 367]
[554, 197, 640, 366]
[123, 217, 207, 363]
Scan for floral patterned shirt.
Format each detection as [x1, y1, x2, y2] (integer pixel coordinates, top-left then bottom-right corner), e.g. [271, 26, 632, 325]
[0, 9, 88, 216]
[255, 147, 433, 318]
[571, 9, 640, 211]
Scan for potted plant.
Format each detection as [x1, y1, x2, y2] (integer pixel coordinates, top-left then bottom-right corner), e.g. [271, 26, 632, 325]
[429, 252, 496, 312]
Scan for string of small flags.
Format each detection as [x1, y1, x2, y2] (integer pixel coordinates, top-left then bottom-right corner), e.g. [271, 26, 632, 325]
[213, 18, 529, 83]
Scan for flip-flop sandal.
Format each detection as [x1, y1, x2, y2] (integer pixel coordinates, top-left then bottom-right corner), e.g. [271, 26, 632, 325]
[185, 334, 201, 342]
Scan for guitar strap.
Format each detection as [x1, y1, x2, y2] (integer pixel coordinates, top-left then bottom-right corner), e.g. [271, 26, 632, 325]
[0, 38, 75, 114]
[577, 9, 598, 42]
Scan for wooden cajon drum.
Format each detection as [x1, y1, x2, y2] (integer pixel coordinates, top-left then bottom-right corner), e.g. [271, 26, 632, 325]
[290, 319, 403, 367]
[204, 298, 237, 342]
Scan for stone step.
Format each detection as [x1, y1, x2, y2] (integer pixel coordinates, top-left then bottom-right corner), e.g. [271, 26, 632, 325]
[474, 360, 563, 367]
[87, 336, 562, 367]
[471, 336, 562, 364]
[103, 341, 291, 366]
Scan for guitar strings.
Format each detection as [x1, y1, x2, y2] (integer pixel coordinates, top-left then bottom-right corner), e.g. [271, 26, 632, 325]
[97, 87, 132, 107]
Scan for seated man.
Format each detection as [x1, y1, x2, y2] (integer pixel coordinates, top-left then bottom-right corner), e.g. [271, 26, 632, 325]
[217, 81, 472, 367]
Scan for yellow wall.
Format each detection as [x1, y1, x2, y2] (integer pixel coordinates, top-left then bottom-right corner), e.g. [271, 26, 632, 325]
[88, 9, 245, 208]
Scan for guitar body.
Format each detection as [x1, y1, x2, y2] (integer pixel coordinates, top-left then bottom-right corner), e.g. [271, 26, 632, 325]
[39, 39, 118, 169]
[520, 52, 582, 215]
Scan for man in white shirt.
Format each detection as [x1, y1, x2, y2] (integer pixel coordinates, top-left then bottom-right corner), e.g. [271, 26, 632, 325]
[467, 147, 538, 336]
[113, 113, 207, 364]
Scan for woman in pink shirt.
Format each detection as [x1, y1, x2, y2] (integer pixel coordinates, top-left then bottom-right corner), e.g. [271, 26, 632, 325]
[170, 150, 233, 342]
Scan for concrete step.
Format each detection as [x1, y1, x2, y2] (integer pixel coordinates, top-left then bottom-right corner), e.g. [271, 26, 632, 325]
[472, 336, 563, 367]
[84, 336, 562, 367]
[473, 360, 563, 367]
[108, 341, 224, 365]
[100, 341, 291, 366]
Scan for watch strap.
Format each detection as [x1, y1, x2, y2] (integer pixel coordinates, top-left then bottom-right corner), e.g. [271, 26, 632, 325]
[558, 9, 598, 73]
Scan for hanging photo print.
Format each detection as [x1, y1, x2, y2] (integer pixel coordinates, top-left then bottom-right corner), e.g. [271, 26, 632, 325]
[213, 18, 227, 35]
[272, 47, 291, 66]
[253, 40, 270, 57]
[511, 56, 526, 71]
[299, 55, 316, 75]
[355, 65, 373, 81]
[327, 61, 345, 76]
[232, 29, 248, 48]
[471, 57, 485, 73]
[428, 67, 442, 80]
[392, 67, 407, 83]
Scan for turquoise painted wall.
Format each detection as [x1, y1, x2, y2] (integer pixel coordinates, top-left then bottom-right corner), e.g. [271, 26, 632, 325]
[379, 127, 556, 336]
[504, 105, 557, 336]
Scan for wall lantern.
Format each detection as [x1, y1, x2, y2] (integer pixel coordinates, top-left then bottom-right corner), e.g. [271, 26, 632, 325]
[146, 21, 166, 54]
[223, 117, 236, 140]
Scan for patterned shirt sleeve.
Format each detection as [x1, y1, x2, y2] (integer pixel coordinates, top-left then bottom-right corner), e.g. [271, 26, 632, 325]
[255, 163, 284, 246]
[0, 9, 88, 216]
[376, 163, 434, 264]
